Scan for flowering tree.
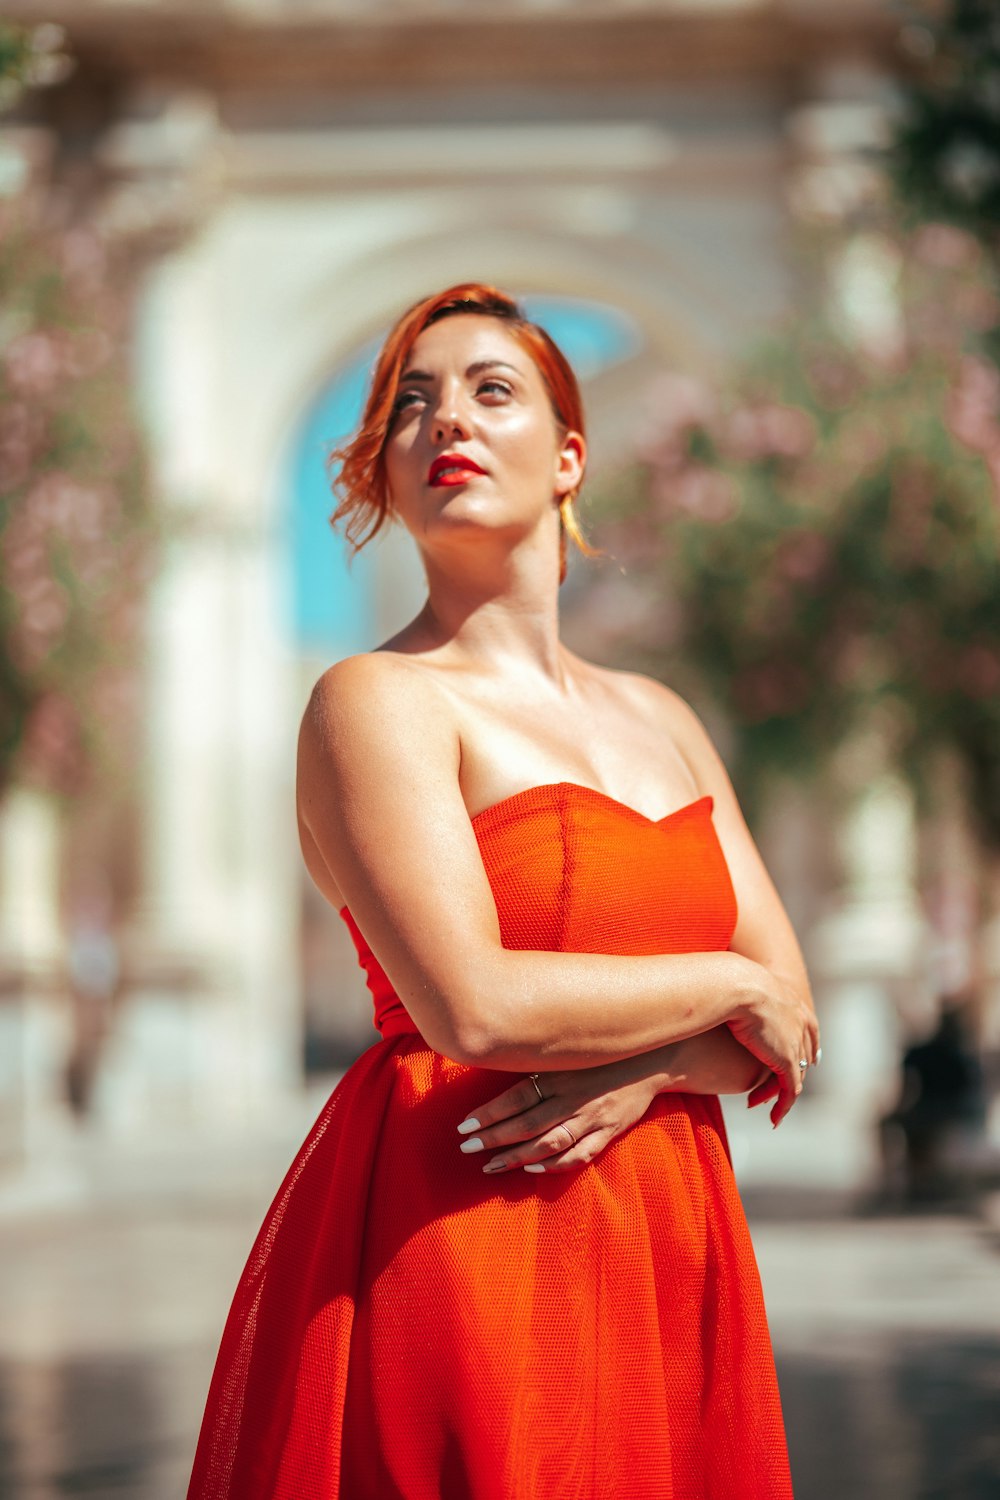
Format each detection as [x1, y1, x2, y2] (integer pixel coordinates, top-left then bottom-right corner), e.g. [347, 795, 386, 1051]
[0, 24, 160, 802]
[595, 221, 1000, 844]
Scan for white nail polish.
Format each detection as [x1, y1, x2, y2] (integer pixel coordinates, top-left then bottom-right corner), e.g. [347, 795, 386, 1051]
[457, 1118, 481, 1134]
[460, 1137, 484, 1153]
[524, 1163, 545, 1173]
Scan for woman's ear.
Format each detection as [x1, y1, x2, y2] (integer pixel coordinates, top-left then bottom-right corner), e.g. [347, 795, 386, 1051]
[554, 430, 586, 500]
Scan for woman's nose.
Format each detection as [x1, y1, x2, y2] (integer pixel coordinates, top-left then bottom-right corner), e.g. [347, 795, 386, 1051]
[430, 389, 471, 443]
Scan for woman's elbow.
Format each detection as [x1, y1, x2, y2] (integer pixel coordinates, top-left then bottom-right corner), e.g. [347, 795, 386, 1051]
[411, 977, 511, 1068]
[444, 1020, 501, 1067]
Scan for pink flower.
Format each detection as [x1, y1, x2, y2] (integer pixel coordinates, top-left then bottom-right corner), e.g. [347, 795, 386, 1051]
[653, 465, 739, 524]
[59, 226, 108, 297]
[911, 223, 980, 272]
[775, 532, 831, 583]
[721, 403, 817, 463]
[675, 467, 739, 522]
[947, 356, 1000, 457]
[3, 331, 65, 397]
[805, 355, 859, 409]
[954, 285, 1000, 334]
[16, 691, 85, 793]
[634, 372, 718, 462]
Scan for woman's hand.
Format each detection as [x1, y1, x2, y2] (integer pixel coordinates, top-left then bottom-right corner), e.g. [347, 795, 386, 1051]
[726, 969, 820, 1126]
[456, 1057, 662, 1176]
[454, 1017, 803, 1174]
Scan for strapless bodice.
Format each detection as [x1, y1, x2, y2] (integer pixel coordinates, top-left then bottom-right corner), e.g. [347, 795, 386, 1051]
[338, 782, 738, 1043]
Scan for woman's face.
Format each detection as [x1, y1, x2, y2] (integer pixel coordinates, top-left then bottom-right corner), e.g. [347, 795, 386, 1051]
[382, 314, 584, 558]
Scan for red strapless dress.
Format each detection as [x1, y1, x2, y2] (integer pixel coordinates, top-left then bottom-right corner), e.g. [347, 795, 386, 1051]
[186, 783, 793, 1499]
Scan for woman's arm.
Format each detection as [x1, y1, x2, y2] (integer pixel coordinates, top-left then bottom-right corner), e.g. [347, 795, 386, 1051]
[298, 656, 816, 1110]
[643, 1027, 772, 1096]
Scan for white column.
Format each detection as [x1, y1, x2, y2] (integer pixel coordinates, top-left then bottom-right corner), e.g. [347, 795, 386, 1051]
[97, 521, 301, 1132]
[93, 227, 305, 1134]
[805, 762, 927, 1190]
[0, 788, 70, 1169]
[725, 752, 927, 1197]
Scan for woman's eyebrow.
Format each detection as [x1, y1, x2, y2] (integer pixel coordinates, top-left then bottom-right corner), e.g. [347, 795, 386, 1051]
[398, 359, 523, 382]
[467, 359, 521, 377]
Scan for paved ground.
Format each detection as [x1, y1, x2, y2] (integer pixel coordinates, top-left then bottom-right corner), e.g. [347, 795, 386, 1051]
[1, 1079, 998, 1499]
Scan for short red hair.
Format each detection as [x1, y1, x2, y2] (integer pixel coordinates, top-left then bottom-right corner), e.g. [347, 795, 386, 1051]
[327, 282, 595, 582]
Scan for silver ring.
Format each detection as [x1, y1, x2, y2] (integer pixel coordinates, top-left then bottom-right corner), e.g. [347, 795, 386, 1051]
[559, 1122, 577, 1146]
[798, 1058, 809, 1071]
[528, 1073, 545, 1103]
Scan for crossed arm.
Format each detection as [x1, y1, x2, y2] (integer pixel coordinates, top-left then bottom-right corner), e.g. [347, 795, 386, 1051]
[296, 654, 818, 1169]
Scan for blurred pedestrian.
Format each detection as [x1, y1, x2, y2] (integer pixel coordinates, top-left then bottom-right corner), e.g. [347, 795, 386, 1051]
[63, 890, 121, 1117]
[879, 992, 988, 1204]
[187, 283, 819, 1498]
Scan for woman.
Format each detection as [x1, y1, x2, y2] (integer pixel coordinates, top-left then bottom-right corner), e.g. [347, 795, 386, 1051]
[187, 283, 819, 1500]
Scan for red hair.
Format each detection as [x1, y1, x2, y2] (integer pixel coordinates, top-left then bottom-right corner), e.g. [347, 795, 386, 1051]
[327, 283, 597, 582]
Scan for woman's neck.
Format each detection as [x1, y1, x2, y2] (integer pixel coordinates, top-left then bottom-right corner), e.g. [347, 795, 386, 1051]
[403, 545, 570, 687]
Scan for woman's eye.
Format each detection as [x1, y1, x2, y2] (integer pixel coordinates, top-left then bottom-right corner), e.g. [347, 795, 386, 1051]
[478, 379, 512, 398]
[391, 389, 424, 414]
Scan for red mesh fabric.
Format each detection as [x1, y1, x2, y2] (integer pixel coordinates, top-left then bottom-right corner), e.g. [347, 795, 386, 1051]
[338, 904, 414, 1040]
[186, 783, 793, 1499]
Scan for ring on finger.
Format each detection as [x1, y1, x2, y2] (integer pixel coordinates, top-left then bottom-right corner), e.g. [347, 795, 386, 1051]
[558, 1121, 577, 1147]
[798, 1058, 809, 1071]
[528, 1072, 545, 1103]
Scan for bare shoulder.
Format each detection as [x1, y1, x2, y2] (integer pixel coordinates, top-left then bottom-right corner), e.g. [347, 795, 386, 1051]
[302, 649, 451, 729]
[296, 651, 463, 876]
[598, 663, 693, 720]
[300, 652, 456, 781]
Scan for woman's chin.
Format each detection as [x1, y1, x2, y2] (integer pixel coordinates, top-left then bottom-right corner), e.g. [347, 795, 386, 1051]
[408, 505, 533, 546]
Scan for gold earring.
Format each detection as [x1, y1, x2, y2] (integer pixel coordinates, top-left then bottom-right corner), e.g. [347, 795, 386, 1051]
[559, 490, 587, 550]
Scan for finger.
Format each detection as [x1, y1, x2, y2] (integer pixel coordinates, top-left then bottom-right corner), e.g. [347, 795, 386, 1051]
[457, 1076, 548, 1135]
[778, 1068, 804, 1122]
[459, 1102, 553, 1153]
[802, 1027, 819, 1070]
[481, 1119, 584, 1174]
[522, 1129, 610, 1174]
[747, 1076, 780, 1109]
[770, 1073, 799, 1126]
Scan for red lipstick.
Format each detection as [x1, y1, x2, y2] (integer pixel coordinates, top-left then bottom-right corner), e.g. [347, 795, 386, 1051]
[428, 453, 487, 486]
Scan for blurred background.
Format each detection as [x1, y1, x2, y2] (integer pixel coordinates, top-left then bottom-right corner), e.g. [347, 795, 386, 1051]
[0, 1, 998, 1496]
